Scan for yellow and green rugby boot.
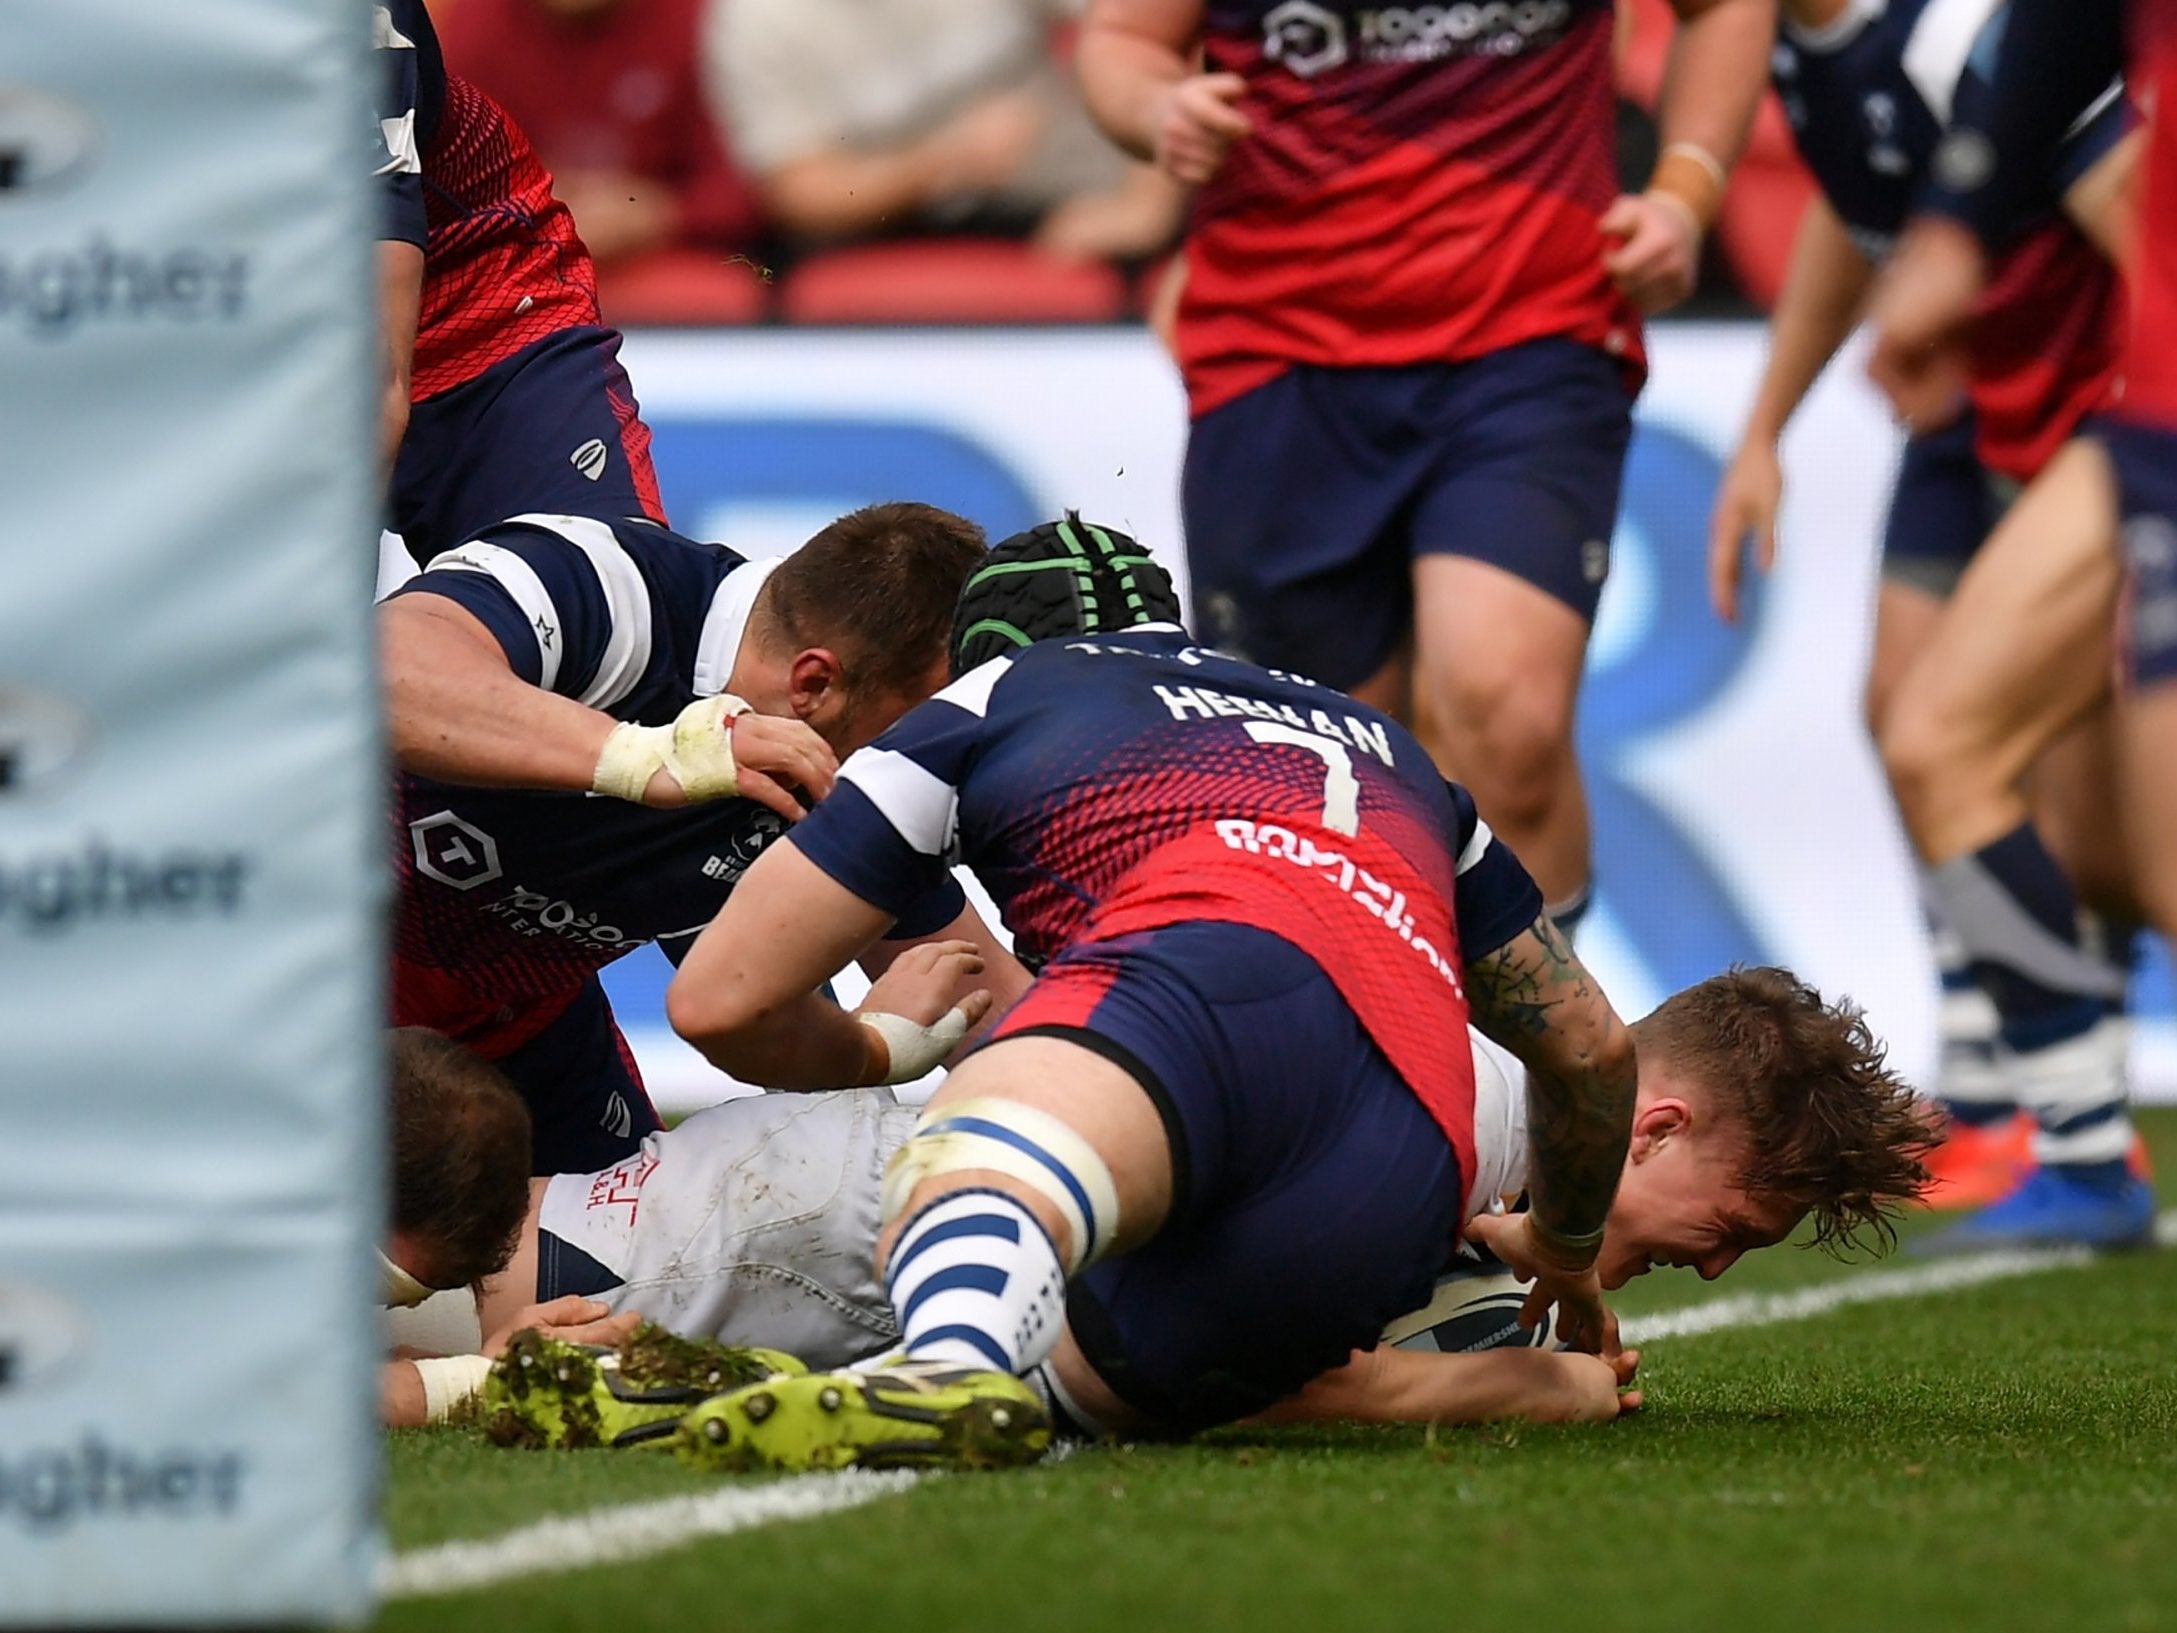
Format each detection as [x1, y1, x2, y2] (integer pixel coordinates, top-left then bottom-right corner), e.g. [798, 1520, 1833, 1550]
[483, 1322, 806, 1450]
[672, 1356, 1051, 1474]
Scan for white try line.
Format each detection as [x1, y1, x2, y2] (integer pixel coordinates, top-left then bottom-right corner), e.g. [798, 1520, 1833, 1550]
[1622, 1208, 2177, 1344]
[382, 1468, 921, 1600]
[383, 1211, 2176, 1599]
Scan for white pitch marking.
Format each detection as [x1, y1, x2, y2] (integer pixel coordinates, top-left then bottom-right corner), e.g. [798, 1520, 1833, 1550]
[384, 1214, 2175, 1595]
[382, 1468, 921, 1600]
[1622, 1208, 2177, 1344]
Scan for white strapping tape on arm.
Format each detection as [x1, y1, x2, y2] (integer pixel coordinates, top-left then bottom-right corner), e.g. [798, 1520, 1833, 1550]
[858, 1007, 973, 1086]
[592, 693, 752, 804]
[414, 1354, 494, 1424]
[882, 1096, 1123, 1270]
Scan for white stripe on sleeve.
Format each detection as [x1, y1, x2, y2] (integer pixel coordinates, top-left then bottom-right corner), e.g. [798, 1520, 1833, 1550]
[377, 111, 420, 177]
[933, 655, 1014, 720]
[842, 748, 959, 856]
[373, 5, 416, 48]
[512, 515, 657, 711]
[1456, 816, 1495, 876]
[1901, 0, 2003, 123]
[424, 541, 565, 693]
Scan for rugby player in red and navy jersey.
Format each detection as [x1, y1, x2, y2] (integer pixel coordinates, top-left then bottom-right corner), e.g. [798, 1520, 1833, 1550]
[653, 519, 1638, 1466]
[1707, 0, 2139, 1218]
[377, 502, 1024, 1173]
[1862, 0, 2170, 1250]
[372, 0, 666, 564]
[1072, 0, 1773, 938]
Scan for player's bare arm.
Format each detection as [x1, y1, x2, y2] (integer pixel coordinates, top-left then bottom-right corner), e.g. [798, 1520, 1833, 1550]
[1078, 0, 1252, 186]
[1709, 195, 1878, 621]
[1604, 0, 1775, 313]
[1464, 913, 1637, 1352]
[377, 239, 422, 475]
[667, 840, 994, 1089]
[1259, 1343, 1643, 1428]
[2062, 127, 2140, 261]
[380, 593, 833, 820]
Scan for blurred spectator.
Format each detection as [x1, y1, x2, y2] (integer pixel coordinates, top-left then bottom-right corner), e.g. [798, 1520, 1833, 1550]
[440, 0, 765, 270]
[704, 0, 1181, 262]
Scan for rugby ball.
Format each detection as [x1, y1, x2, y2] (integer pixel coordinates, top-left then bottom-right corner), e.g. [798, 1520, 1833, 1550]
[1382, 1253, 1565, 1354]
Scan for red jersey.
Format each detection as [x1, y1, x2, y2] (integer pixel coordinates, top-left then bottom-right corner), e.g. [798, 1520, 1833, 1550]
[414, 74, 603, 401]
[1967, 221, 2125, 480]
[1177, 0, 1642, 418]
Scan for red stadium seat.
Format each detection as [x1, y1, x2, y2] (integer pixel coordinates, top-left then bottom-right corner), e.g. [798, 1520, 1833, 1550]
[779, 239, 1129, 325]
[596, 247, 773, 327]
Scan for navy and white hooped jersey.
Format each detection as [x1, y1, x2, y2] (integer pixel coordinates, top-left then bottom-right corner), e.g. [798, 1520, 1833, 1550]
[373, 0, 444, 250]
[389, 512, 759, 726]
[788, 626, 1545, 1175]
[387, 513, 963, 1056]
[1773, 0, 2125, 259]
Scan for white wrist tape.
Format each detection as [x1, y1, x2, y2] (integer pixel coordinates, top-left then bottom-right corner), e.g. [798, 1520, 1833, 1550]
[414, 1354, 494, 1425]
[859, 1007, 973, 1085]
[591, 693, 753, 804]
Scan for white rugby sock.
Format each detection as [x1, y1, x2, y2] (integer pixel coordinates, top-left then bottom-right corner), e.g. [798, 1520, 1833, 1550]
[886, 1189, 1065, 1376]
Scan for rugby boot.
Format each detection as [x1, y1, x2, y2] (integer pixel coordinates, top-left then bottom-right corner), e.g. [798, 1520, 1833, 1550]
[673, 1355, 1050, 1474]
[1913, 1165, 2157, 1255]
[1917, 1112, 2034, 1210]
[482, 1323, 806, 1450]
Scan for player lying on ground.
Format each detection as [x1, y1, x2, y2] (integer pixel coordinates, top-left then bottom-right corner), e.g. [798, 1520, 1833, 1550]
[380, 960, 1931, 1437]
[626, 519, 1932, 1471]
[378, 501, 1026, 1171]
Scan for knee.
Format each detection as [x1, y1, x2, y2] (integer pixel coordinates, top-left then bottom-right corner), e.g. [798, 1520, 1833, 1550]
[1422, 669, 1572, 829]
[1878, 692, 1971, 840]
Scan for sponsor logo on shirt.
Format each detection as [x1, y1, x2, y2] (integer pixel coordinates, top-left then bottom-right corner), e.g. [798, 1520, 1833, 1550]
[409, 811, 503, 891]
[1264, 0, 1577, 74]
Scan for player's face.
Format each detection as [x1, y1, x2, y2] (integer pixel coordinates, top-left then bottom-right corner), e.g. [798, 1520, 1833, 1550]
[1595, 1102, 1797, 1291]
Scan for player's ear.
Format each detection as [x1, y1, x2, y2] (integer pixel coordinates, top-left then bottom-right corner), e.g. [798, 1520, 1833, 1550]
[1627, 1097, 1691, 1163]
[785, 647, 846, 719]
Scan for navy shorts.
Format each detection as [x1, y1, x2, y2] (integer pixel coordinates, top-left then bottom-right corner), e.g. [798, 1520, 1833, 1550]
[391, 324, 665, 568]
[992, 922, 1466, 1432]
[2101, 417, 2177, 687]
[1182, 340, 1634, 690]
[495, 977, 662, 1175]
[1880, 415, 2000, 597]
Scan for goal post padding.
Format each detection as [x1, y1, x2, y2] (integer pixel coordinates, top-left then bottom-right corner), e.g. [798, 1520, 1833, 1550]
[0, 0, 383, 1621]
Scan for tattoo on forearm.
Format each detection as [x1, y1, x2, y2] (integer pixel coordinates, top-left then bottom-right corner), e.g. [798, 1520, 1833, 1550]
[1471, 915, 1636, 1247]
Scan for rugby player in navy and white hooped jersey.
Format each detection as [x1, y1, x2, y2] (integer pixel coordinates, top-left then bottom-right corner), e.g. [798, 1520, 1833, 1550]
[647, 518, 1637, 1465]
[378, 502, 1024, 1174]
[1707, 0, 2141, 1228]
[373, 0, 668, 564]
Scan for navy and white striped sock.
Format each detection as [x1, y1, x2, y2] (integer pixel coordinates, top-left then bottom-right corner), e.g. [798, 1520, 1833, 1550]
[1927, 827, 2133, 1189]
[886, 1189, 1065, 1376]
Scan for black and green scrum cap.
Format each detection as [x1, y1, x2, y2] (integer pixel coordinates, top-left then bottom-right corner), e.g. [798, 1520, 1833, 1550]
[949, 512, 1185, 676]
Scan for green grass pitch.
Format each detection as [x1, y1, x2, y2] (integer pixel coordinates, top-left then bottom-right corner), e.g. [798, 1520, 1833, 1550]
[378, 1110, 2177, 1633]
